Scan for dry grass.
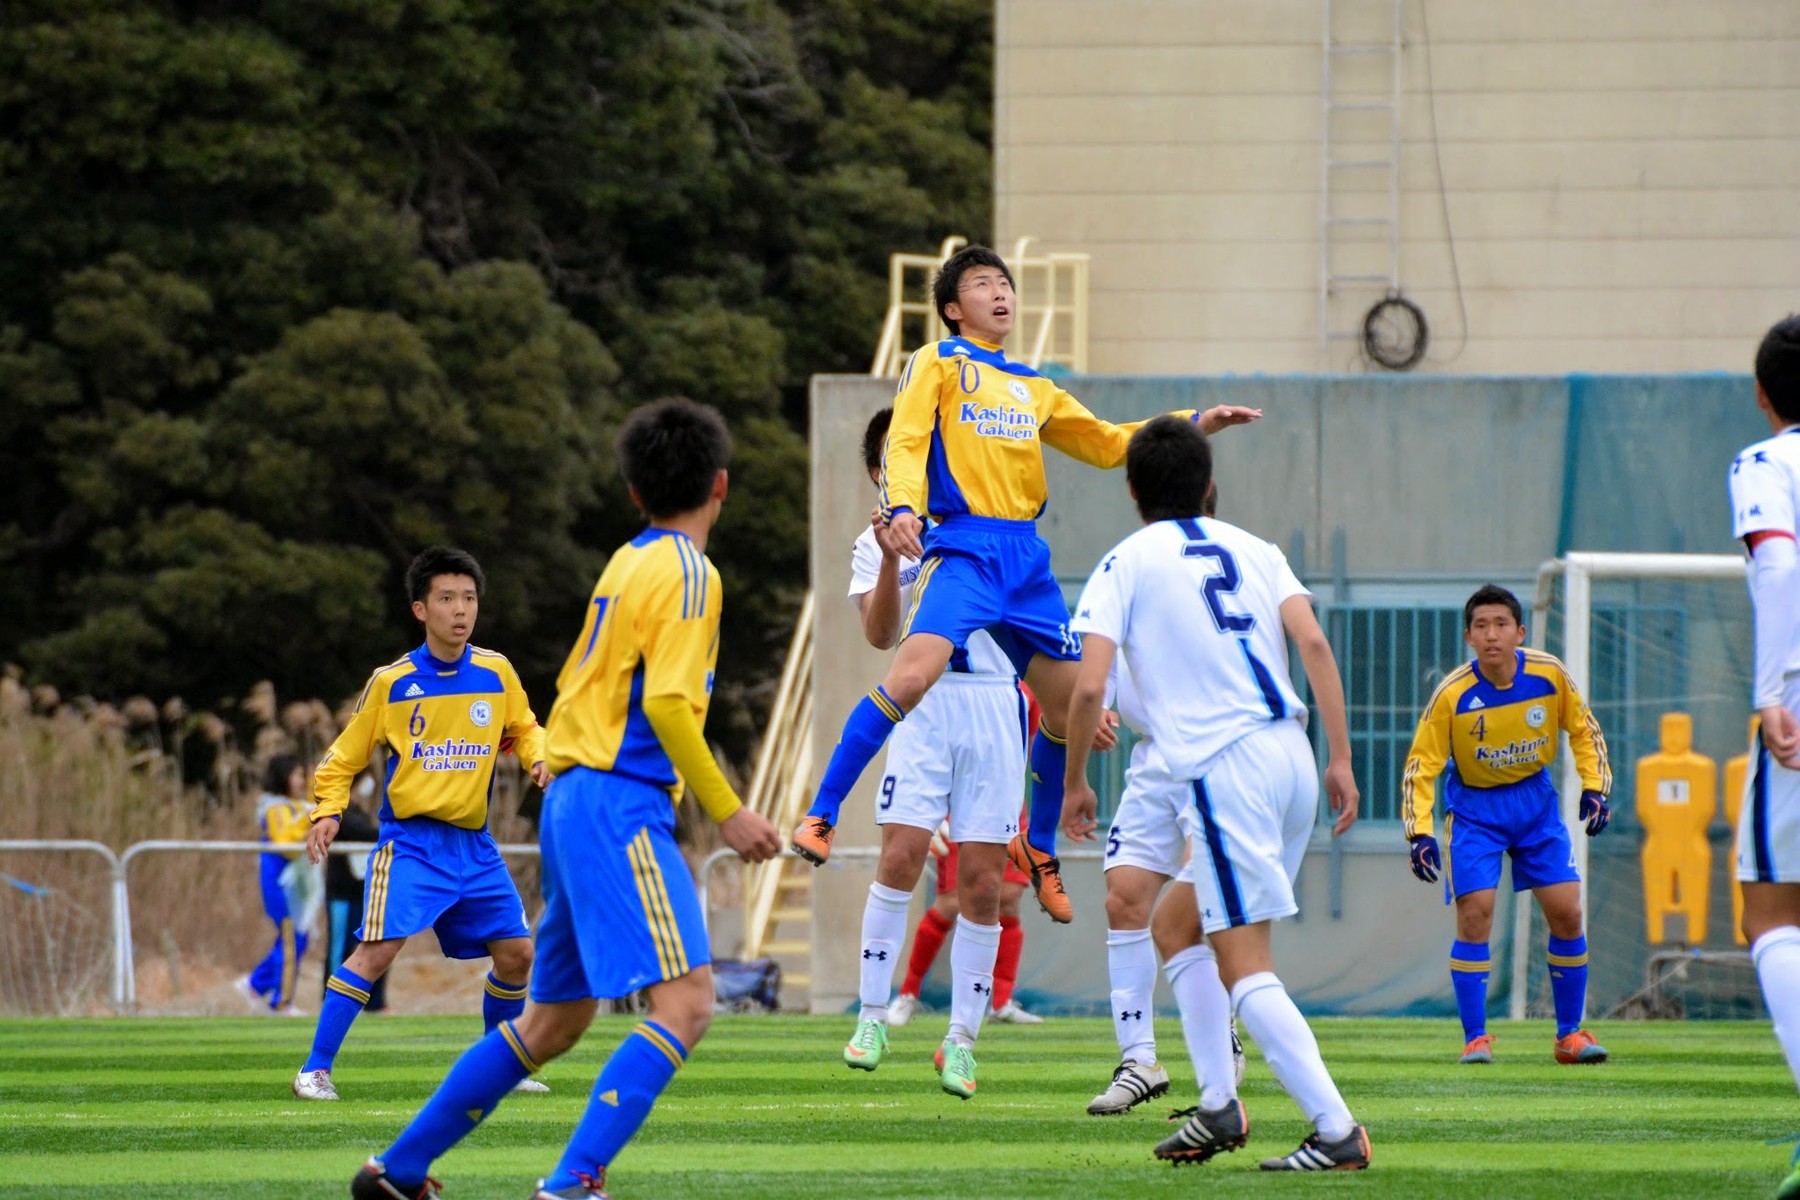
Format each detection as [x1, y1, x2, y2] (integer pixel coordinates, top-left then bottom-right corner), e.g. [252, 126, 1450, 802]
[0, 669, 741, 1017]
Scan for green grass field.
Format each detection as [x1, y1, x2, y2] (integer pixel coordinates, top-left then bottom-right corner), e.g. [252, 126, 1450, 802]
[2, 1015, 1795, 1199]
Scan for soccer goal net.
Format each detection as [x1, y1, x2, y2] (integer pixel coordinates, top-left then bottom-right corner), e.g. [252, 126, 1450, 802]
[1511, 552, 1761, 1022]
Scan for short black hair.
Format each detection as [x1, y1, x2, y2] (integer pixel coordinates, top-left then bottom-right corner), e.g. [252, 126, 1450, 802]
[1126, 415, 1212, 522]
[1755, 315, 1800, 424]
[262, 753, 305, 796]
[862, 408, 893, 473]
[617, 398, 732, 518]
[1463, 583, 1523, 630]
[932, 245, 1015, 337]
[406, 546, 485, 603]
[1203, 479, 1218, 518]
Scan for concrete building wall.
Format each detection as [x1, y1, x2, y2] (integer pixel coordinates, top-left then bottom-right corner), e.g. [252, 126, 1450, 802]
[995, 0, 1800, 375]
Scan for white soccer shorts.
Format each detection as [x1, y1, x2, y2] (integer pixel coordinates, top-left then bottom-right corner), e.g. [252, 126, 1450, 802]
[1168, 719, 1318, 935]
[1104, 757, 1189, 878]
[874, 674, 1029, 845]
[1738, 692, 1800, 884]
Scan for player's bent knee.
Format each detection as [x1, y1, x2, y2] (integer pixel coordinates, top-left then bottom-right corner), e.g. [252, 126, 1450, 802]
[346, 938, 404, 979]
[1106, 888, 1152, 931]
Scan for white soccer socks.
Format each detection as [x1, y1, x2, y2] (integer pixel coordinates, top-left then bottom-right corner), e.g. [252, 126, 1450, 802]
[1231, 971, 1355, 1142]
[1107, 927, 1158, 1064]
[1166, 943, 1236, 1109]
[857, 882, 913, 1022]
[948, 916, 1001, 1045]
[1753, 925, 1800, 1092]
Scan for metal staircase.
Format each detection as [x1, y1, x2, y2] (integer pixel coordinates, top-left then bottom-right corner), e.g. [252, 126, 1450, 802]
[740, 593, 815, 997]
[871, 236, 1090, 377]
[1318, 0, 1404, 351]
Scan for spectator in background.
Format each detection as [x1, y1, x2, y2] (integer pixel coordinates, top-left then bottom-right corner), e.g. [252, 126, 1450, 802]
[323, 775, 388, 1013]
[236, 755, 318, 1015]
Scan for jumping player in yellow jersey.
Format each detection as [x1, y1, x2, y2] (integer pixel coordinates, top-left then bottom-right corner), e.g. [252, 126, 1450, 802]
[349, 399, 783, 1200]
[295, 546, 550, 1103]
[795, 243, 1261, 927]
[1401, 584, 1613, 1067]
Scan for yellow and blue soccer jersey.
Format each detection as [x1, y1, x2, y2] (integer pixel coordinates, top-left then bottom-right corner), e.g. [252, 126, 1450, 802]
[258, 794, 309, 849]
[309, 644, 547, 831]
[1401, 648, 1612, 841]
[879, 336, 1196, 523]
[543, 527, 721, 800]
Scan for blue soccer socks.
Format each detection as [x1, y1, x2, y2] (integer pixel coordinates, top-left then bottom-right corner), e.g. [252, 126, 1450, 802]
[541, 1021, 687, 1191]
[381, 1020, 538, 1185]
[482, 971, 528, 1033]
[807, 688, 904, 824]
[1448, 940, 1491, 1041]
[1546, 935, 1590, 1038]
[303, 967, 373, 1073]
[1026, 727, 1068, 856]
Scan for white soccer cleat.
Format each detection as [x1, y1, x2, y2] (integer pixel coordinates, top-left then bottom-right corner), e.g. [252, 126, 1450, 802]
[512, 1076, 551, 1094]
[1086, 1058, 1170, 1115]
[1232, 1020, 1248, 1086]
[888, 993, 923, 1028]
[293, 1068, 339, 1101]
[991, 999, 1044, 1024]
[232, 975, 263, 1011]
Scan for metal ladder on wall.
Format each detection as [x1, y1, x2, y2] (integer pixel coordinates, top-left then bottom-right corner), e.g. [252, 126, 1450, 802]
[1318, 0, 1403, 350]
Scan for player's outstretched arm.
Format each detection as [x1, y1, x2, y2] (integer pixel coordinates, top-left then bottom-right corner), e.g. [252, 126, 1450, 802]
[642, 694, 782, 862]
[1061, 633, 1117, 843]
[1039, 390, 1263, 470]
[1280, 595, 1358, 835]
[881, 348, 945, 559]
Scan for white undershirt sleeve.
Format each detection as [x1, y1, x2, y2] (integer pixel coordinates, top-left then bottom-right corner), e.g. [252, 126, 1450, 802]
[1750, 533, 1800, 710]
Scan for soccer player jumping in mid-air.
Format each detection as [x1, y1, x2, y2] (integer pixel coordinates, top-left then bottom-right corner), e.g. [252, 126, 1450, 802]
[298, 546, 551, 1102]
[793, 244, 1259, 925]
[1400, 584, 1612, 1067]
[1062, 415, 1369, 1171]
[838, 408, 1086, 1097]
[349, 400, 783, 1200]
[1726, 313, 1800, 1200]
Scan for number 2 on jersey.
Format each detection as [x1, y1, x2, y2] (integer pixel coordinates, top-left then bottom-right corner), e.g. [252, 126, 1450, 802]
[1182, 541, 1254, 633]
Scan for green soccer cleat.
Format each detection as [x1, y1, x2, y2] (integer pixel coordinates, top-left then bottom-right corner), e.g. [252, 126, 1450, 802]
[938, 1038, 978, 1099]
[843, 1018, 888, 1071]
[1773, 1133, 1800, 1199]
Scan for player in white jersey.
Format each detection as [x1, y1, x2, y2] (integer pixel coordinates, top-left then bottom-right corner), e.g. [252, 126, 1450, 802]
[1087, 481, 1245, 1116]
[1063, 416, 1370, 1171]
[839, 409, 1109, 1098]
[1727, 314, 1800, 1200]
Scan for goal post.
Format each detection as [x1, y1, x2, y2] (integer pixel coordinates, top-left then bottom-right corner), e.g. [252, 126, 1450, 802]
[1508, 551, 1749, 1021]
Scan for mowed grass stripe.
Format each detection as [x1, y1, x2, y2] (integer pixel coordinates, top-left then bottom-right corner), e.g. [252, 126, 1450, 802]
[1, 1016, 1794, 1199]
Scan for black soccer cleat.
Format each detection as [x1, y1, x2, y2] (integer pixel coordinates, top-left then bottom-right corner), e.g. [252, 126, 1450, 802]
[1153, 1099, 1249, 1165]
[350, 1158, 442, 1199]
[1258, 1124, 1372, 1171]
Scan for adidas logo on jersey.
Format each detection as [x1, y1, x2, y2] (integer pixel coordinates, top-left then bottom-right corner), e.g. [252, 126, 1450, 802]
[1467, 697, 1484, 709]
[404, 683, 424, 698]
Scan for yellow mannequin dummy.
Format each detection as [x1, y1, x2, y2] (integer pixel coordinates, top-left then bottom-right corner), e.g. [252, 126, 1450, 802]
[1636, 713, 1716, 944]
[1721, 715, 1759, 947]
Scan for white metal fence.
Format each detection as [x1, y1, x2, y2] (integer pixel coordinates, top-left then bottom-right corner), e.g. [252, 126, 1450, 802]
[0, 839, 540, 1014]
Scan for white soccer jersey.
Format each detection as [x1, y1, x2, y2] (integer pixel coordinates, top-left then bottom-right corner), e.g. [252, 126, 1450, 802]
[849, 526, 1013, 677]
[1072, 517, 1309, 780]
[1730, 428, 1800, 708]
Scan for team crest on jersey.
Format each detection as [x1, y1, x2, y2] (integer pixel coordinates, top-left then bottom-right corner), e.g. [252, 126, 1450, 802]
[1525, 703, 1547, 729]
[469, 700, 493, 728]
[1008, 380, 1031, 403]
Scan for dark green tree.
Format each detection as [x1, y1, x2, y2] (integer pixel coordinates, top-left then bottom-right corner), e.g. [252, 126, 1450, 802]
[0, 0, 992, 757]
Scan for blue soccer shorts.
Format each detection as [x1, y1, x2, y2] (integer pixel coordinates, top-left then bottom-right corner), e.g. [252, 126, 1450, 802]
[902, 515, 1079, 673]
[1441, 776, 1580, 902]
[531, 767, 712, 1003]
[357, 818, 530, 958]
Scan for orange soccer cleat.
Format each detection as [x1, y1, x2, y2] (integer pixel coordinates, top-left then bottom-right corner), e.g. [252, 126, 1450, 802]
[1458, 1034, 1495, 1065]
[791, 817, 835, 866]
[1554, 1029, 1608, 1064]
[1006, 833, 1073, 924]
